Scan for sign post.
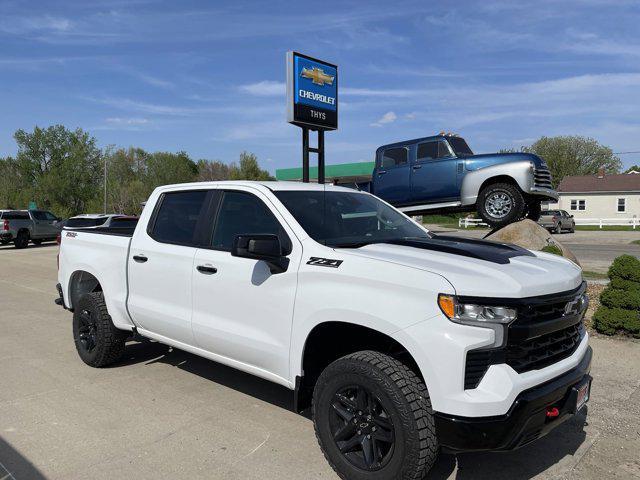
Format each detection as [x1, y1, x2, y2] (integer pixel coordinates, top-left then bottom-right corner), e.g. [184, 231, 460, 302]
[286, 51, 337, 183]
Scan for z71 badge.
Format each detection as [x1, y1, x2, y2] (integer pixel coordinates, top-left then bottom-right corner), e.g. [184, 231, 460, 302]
[307, 257, 343, 268]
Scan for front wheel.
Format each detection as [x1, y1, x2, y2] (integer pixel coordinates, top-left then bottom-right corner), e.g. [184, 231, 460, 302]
[477, 182, 525, 228]
[313, 351, 438, 480]
[73, 292, 128, 367]
[555, 223, 562, 234]
[14, 230, 29, 249]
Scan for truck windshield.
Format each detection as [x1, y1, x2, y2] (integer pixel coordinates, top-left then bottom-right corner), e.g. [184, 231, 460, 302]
[447, 137, 473, 156]
[274, 190, 431, 248]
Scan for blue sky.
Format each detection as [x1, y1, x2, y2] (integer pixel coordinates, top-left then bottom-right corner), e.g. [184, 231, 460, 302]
[1, 0, 639, 172]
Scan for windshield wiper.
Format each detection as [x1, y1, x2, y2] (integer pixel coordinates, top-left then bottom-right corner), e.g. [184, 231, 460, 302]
[330, 241, 380, 248]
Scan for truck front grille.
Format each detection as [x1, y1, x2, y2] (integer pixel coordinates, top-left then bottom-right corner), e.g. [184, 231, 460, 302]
[533, 168, 553, 189]
[463, 283, 586, 390]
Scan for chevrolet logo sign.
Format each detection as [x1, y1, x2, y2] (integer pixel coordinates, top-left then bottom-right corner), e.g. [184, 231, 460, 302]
[301, 67, 334, 86]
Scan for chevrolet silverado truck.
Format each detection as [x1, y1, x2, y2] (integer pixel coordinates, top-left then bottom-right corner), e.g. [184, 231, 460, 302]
[351, 134, 558, 228]
[1, 209, 62, 248]
[56, 181, 591, 480]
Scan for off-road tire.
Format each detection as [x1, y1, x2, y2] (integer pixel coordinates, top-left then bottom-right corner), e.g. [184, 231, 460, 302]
[477, 182, 525, 228]
[14, 230, 29, 249]
[526, 201, 542, 221]
[31, 239, 43, 245]
[73, 292, 127, 367]
[313, 350, 438, 480]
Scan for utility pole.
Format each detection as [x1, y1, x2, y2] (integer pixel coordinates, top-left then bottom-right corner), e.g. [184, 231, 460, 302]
[103, 155, 107, 214]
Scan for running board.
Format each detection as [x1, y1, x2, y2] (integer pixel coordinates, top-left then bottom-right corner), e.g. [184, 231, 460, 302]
[398, 201, 462, 213]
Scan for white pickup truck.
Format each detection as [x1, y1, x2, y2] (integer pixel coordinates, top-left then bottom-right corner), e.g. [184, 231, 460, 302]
[56, 181, 592, 480]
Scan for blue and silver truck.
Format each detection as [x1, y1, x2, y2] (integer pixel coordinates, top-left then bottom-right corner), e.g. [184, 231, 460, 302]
[351, 133, 558, 228]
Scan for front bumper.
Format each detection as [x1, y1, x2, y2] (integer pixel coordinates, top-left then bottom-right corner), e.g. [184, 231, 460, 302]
[529, 186, 559, 201]
[435, 346, 592, 452]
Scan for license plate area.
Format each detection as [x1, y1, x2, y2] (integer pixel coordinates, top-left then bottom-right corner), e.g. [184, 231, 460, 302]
[572, 377, 591, 413]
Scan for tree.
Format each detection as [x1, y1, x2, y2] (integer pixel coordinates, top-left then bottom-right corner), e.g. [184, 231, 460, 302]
[524, 136, 621, 187]
[0, 156, 30, 209]
[13, 125, 102, 216]
[624, 164, 640, 174]
[229, 151, 274, 181]
[197, 159, 230, 181]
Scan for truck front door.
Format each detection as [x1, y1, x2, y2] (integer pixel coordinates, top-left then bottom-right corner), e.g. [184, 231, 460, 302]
[191, 188, 300, 383]
[30, 210, 58, 238]
[373, 146, 411, 204]
[410, 140, 461, 203]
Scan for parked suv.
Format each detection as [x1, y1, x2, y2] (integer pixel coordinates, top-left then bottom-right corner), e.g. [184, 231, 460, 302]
[1, 209, 62, 248]
[539, 210, 575, 234]
[56, 181, 591, 480]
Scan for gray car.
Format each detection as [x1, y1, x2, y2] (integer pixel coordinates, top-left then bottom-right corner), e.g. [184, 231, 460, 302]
[0, 209, 63, 248]
[538, 209, 575, 233]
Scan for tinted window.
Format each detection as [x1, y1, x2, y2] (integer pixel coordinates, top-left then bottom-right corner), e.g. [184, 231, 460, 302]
[31, 211, 47, 220]
[110, 217, 139, 229]
[417, 142, 438, 161]
[66, 217, 108, 227]
[447, 137, 473, 156]
[212, 191, 289, 252]
[43, 211, 58, 221]
[151, 190, 208, 246]
[380, 147, 408, 169]
[274, 191, 430, 247]
[1, 211, 29, 220]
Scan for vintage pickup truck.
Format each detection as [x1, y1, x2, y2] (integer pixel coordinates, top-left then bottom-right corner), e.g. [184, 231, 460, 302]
[350, 134, 558, 228]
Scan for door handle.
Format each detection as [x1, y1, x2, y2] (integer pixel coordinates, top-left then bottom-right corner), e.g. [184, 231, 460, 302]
[196, 265, 218, 274]
[133, 255, 148, 263]
[412, 164, 422, 170]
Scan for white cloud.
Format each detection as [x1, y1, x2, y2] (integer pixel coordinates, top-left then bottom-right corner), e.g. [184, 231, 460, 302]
[370, 111, 398, 127]
[239, 81, 285, 96]
[106, 117, 149, 125]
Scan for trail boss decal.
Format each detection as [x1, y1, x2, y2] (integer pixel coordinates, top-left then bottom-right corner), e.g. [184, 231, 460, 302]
[307, 257, 343, 268]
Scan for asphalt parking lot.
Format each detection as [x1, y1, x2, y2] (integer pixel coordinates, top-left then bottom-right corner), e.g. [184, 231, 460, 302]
[1, 244, 640, 479]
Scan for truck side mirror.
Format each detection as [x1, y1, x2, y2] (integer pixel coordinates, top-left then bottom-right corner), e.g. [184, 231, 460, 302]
[231, 234, 289, 274]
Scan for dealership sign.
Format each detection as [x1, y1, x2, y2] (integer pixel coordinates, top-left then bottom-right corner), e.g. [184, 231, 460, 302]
[287, 51, 338, 130]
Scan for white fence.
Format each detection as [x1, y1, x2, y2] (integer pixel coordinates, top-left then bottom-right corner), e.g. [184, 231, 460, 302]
[458, 217, 638, 229]
[458, 218, 488, 228]
[573, 218, 638, 229]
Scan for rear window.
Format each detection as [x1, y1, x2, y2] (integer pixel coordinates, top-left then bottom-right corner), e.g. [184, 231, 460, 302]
[150, 190, 208, 246]
[66, 217, 108, 227]
[1, 211, 29, 220]
[110, 217, 139, 229]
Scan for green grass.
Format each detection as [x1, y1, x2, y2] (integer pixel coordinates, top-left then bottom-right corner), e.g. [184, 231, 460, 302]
[582, 270, 609, 280]
[574, 225, 639, 231]
[541, 244, 563, 256]
[631, 240, 640, 246]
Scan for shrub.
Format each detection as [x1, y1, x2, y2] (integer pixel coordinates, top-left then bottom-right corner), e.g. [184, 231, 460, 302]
[610, 277, 640, 293]
[541, 244, 562, 256]
[600, 288, 640, 310]
[592, 306, 640, 337]
[593, 254, 640, 337]
[608, 254, 640, 282]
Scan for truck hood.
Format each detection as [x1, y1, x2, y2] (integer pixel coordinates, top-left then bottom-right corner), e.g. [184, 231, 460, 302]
[463, 152, 547, 171]
[339, 238, 582, 298]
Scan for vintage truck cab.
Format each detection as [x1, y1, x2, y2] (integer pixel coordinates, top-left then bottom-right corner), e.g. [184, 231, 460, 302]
[369, 134, 558, 227]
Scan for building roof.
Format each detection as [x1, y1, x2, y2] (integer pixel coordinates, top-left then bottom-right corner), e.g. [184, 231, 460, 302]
[558, 172, 640, 193]
[276, 161, 374, 181]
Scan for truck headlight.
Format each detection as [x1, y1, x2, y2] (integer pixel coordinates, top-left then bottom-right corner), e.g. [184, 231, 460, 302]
[438, 294, 517, 346]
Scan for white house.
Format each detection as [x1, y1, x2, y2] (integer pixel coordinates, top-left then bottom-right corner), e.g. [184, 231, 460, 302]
[546, 170, 640, 219]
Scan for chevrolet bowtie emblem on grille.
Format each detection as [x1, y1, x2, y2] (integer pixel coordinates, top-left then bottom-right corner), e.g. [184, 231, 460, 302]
[564, 294, 587, 316]
[301, 67, 334, 86]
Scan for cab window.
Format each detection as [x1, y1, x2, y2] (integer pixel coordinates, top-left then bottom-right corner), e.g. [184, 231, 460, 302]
[417, 141, 452, 162]
[380, 147, 408, 169]
[212, 191, 291, 253]
[150, 190, 209, 246]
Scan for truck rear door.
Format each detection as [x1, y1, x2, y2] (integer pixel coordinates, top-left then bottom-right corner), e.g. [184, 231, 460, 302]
[30, 210, 58, 238]
[410, 139, 462, 203]
[127, 189, 211, 345]
[373, 146, 411, 204]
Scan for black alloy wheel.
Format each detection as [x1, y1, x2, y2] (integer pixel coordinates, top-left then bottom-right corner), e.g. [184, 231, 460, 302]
[76, 309, 98, 354]
[329, 385, 396, 471]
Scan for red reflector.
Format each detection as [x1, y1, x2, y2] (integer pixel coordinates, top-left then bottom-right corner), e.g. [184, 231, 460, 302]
[2, 219, 8, 231]
[546, 407, 560, 418]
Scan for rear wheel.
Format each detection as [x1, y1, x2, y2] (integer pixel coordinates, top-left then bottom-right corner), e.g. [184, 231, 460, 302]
[14, 230, 29, 249]
[313, 351, 438, 480]
[477, 182, 525, 228]
[73, 292, 127, 367]
[526, 201, 542, 221]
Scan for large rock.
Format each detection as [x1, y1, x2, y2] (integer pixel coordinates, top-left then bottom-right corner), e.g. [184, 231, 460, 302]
[485, 219, 581, 266]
